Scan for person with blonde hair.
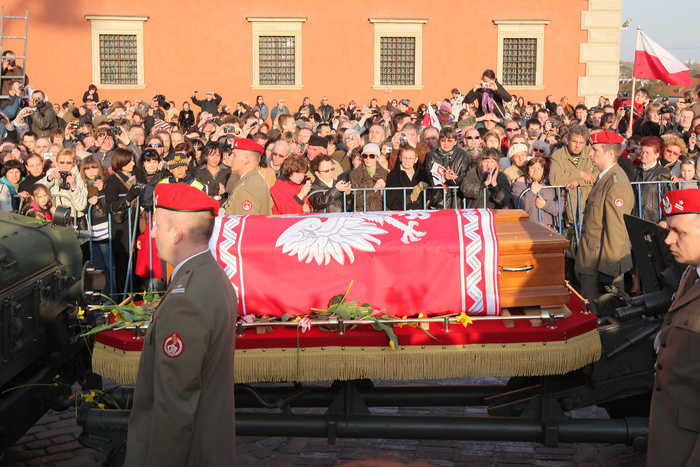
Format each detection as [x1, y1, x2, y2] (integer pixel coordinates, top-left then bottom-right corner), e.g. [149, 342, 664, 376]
[40, 148, 88, 224]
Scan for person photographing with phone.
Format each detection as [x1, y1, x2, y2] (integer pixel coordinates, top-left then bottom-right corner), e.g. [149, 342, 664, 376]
[464, 69, 512, 120]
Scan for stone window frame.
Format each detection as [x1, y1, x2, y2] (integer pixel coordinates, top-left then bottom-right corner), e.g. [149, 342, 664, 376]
[370, 19, 427, 91]
[248, 17, 306, 90]
[494, 20, 550, 91]
[86, 15, 148, 90]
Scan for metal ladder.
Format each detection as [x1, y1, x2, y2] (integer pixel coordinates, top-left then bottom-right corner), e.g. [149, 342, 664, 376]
[0, 7, 28, 99]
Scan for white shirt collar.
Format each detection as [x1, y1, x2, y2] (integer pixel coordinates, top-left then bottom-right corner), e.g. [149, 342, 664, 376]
[597, 163, 616, 181]
[170, 249, 209, 282]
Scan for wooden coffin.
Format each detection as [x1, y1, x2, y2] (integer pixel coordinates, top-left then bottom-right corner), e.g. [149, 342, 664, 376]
[494, 210, 570, 309]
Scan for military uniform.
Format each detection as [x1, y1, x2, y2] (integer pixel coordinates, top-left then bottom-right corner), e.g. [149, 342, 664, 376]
[648, 188, 700, 466]
[225, 169, 272, 215]
[648, 266, 700, 466]
[574, 163, 634, 298]
[125, 184, 237, 466]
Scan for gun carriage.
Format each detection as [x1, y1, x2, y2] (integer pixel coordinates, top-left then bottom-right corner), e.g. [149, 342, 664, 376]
[0, 209, 677, 466]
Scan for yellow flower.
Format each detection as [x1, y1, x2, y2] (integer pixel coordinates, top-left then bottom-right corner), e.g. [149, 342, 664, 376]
[398, 315, 408, 328]
[84, 392, 96, 403]
[418, 313, 424, 319]
[389, 340, 396, 350]
[77, 308, 85, 318]
[457, 312, 472, 328]
[97, 403, 105, 409]
[123, 322, 132, 326]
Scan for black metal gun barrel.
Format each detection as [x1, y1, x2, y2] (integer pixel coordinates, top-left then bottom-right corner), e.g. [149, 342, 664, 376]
[236, 413, 648, 446]
[615, 290, 673, 321]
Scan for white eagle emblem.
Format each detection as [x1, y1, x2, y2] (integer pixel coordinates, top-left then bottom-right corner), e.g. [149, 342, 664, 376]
[662, 196, 672, 215]
[275, 212, 430, 265]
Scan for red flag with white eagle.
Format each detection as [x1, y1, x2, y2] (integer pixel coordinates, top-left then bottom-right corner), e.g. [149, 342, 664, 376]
[209, 210, 501, 318]
[634, 30, 690, 85]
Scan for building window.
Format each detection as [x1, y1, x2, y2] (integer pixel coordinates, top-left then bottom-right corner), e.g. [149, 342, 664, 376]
[494, 20, 550, 90]
[502, 38, 537, 86]
[259, 36, 295, 85]
[86, 16, 147, 89]
[380, 37, 416, 86]
[248, 18, 306, 90]
[370, 19, 427, 90]
[99, 34, 138, 85]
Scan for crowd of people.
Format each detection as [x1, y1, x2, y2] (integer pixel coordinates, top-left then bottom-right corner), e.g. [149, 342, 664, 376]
[1, 59, 699, 297]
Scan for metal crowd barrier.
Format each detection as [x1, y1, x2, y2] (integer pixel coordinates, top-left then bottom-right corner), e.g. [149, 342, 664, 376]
[309, 178, 692, 238]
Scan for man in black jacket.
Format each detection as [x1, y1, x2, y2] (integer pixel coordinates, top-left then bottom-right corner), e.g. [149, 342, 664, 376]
[318, 97, 334, 123]
[424, 127, 470, 209]
[191, 90, 222, 117]
[386, 146, 430, 210]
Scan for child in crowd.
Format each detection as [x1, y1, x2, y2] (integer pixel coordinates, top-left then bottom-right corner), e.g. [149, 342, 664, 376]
[678, 159, 699, 189]
[24, 183, 54, 220]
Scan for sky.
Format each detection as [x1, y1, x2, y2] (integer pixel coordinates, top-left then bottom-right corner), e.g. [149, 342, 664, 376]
[620, 0, 700, 63]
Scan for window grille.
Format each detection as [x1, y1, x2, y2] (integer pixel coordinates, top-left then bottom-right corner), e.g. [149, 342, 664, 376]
[259, 36, 295, 85]
[502, 38, 537, 86]
[99, 34, 138, 85]
[380, 36, 415, 86]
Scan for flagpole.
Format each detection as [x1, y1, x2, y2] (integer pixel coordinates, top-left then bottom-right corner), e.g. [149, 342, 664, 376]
[628, 26, 641, 128]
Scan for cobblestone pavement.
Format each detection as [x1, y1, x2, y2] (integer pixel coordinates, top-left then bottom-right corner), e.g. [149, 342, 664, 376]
[4, 378, 648, 467]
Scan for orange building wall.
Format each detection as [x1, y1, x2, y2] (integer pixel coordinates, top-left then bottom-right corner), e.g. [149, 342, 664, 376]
[1, 1, 587, 110]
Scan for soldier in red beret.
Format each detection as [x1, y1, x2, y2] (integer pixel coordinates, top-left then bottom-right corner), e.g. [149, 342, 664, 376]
[574, 130, 634, 299]
[224, 138, 272, 215]
[648, 188, 700, 466]
[126, 183, 237, 466]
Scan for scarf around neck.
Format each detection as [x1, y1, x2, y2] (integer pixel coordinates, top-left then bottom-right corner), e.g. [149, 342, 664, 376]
[481, 89, 495, 115]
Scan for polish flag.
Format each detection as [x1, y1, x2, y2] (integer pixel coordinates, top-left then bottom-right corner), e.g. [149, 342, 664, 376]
[634, 30, 690, 85]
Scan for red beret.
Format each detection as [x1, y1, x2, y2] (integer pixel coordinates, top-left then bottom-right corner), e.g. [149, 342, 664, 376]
[589, 131, 624, 145]
[661, 189, 700, 217]
[154, 183, 220, 215]
[232, 138, 263, 155]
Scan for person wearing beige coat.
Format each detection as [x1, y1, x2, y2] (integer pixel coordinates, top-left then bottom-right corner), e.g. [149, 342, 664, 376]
[549, 125, 599, 226]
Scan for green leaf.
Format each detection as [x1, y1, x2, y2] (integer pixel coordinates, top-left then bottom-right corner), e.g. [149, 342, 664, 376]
[328, 294, 345, 307]
[373, 320, 399, 349]
[100, 392, 121, 410]
[412, 323, 440, 342]
[79, 320, 127, 337]
[333, 303, 351, 320]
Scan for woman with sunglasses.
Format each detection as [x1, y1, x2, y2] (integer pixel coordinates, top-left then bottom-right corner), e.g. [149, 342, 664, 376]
[349, 143, 388, 212]
[529, 140, 551, 168]
[308, 155, 352, 213]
